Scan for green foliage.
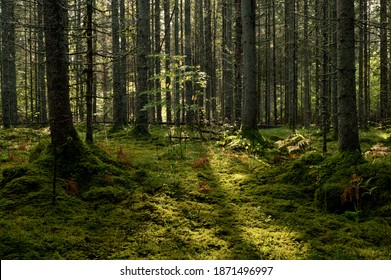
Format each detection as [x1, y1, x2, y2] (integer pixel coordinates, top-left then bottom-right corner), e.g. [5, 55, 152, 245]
[146, 54, 207, 115]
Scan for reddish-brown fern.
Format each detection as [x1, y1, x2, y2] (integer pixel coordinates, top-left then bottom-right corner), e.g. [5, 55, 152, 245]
[66, 177, 79, 195]
[191, 157, 209, 168]
[198, 180, 211, 193]
[117, 145, 132, 167]
[341, 174, 361, 209]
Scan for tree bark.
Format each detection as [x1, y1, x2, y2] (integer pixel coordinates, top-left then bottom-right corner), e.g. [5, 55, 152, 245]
[337, 0, 360, 153]
[134, 0, 150, 135]
[43, 0, 78, 149]
[1, 0, 17, 128]
[234, 0, 242, 124]
[86, 0, 94, 142]
[154, 0, 162, 123]
[241, 0, 257, 131]
[303, 0, 311, 128]
[222, 0, 233, 123]
[164, 0, 172, 123]
[380, 0, 388, 124]
[184, 0, 194, 124]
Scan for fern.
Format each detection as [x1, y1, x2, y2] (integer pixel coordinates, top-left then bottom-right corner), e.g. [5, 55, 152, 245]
[66, 177, 78, 195]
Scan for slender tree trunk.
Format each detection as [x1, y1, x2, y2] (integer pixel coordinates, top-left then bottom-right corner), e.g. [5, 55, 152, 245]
[380, 0, 388, 124]
[303, 0, 311, 128]
[337, 0, 360, 153]
[272, 0, 277, 124]
[321, 0, 330, 152]
[174, 0, 181, 125]
[285, 0, 297, 132]
[234, 0, 242, 124]
[358, 0, 365, 129]
[37, 0, 47, 124]
[1, 0, 17, 128]
[264, 0, 271, 126]
[164, 0, 172, 123]
[204, 0, 213, 122]
[119, 0, 128, 124]
[85, 0, 94, 142]
[222, 0, 233, 123]
[330, 0, 338, 136]
[241, 0, 257, 131]
[196, 0, 205, 122]
[184, 0, 194, 124]
[1, 0, 11, 128]
[135, 0, 150, 135]
[155, 0, 162, 123]
[9, 0, 17, 124]
[364, 0, 370, 126]
[112, 0, 121, 127]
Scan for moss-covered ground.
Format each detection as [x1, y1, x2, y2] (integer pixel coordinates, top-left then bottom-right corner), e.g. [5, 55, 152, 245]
[1, 125, 391, 259]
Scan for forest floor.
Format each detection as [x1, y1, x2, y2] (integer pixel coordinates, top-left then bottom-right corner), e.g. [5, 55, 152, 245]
[1, 125, 391, 259]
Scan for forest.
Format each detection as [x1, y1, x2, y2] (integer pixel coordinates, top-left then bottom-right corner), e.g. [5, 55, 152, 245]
[1, 0, 391, 260]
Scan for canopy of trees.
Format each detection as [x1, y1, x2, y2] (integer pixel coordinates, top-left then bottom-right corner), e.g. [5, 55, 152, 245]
[1, 0, 391, 149]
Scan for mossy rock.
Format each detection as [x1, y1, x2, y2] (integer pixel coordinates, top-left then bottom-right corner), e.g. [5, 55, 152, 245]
[314, 183, 345, 213]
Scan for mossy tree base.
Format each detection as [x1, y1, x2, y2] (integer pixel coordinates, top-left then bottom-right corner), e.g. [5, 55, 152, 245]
[1, 137, 132, 206]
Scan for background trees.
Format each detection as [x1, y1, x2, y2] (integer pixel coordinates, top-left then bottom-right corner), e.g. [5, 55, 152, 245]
[0, 0, 390, 144]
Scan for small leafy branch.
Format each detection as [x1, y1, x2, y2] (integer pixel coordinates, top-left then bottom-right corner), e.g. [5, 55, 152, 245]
[145, 54, 207, 118]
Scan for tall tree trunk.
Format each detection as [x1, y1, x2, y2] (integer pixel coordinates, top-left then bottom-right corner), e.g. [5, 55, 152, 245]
[234, 0, 242, 124]
[222, 0, 233, 123]
[380, 0, 388, 124]
[86, 0, 94, 142]
[196, 0, 205, 122]
[119, 0, 128, 124]
[164, 0, 172, 123]
[37, 0, 47, 124]
[43, 0, 78, 149]
[330, 0, 338, 136]
[363, 0, 370, 127]
[184, 0, 194, 124]
[303, 0, 311, 128]
[112, 0, 121, 127]
[265, 0, 272, 126]
[174, 0, 181, 125]
[154, 0, 162, 123]
[337, 0, 360, 153]
[204, 0, 213, 122]
[1, 0, 11, 128]
[135, 0, 150, 135]
[241, 0, 257, 131]
[272, 0, 277, 125]
[321, 0, 330, 152]
[285, 0, 297, 132]
[1, 0, 17, 128]
[358, 0, 365, 129]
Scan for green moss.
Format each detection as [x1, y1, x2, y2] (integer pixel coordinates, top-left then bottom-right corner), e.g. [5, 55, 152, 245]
[2, 126, 391, 260]
[1, 166, 28, 185]
[83, 186, 129, 204]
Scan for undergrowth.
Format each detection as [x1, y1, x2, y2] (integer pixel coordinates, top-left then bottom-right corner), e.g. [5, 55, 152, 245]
[1, 126, 391, 259]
